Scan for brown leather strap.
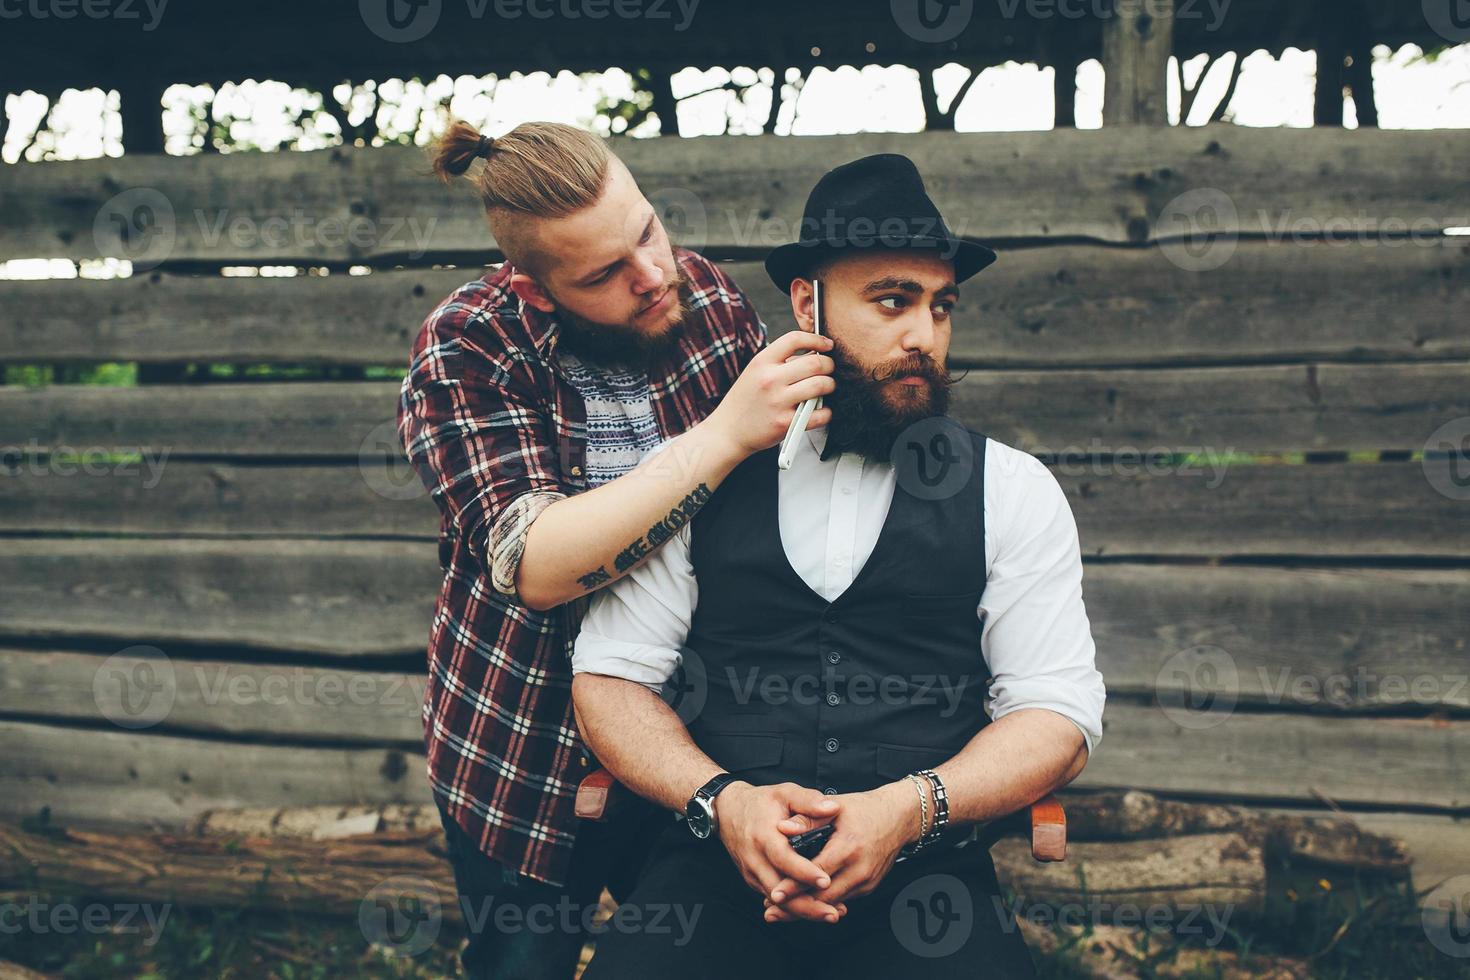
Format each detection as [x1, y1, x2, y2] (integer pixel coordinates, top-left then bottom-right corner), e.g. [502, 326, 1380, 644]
[574, 767, 619, 821]
[1029, 794, 1067, 862]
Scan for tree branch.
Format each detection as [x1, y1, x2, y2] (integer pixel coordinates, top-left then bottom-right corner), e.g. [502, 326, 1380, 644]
[939, 66, 986, 128]
[1209, 52, 1244, 123]
[919, 68, 942, 130]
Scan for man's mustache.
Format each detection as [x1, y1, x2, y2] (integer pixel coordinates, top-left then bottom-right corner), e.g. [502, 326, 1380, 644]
[861, 353, 957, 389]
[639, 268, 689, 315]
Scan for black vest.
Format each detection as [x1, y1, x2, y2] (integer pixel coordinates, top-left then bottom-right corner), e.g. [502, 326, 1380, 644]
[682, 424, 990, 796]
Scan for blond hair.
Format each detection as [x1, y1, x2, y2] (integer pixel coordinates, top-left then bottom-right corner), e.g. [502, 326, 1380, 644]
[432, 120, 612, 275]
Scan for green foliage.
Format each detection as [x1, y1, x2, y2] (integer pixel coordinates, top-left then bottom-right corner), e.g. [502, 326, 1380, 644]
[2, 363, 406, 386]
[3, 364, 138, 387]
[597, 68, 658, 135]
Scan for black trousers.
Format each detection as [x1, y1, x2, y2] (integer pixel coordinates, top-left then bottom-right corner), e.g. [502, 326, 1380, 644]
[582, 823, 1037, 980]
[434, 794, 668, 980]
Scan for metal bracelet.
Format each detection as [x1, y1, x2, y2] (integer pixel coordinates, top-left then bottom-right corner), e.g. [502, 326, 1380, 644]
[917, 768, 950, 843]
[904, 773, 929, 845]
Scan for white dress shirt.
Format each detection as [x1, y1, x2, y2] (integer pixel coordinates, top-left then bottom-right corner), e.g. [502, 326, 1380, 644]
[572, 424, 1105, 753]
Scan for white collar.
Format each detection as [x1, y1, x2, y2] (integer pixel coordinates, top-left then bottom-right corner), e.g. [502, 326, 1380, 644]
[806, 425, 825, 457]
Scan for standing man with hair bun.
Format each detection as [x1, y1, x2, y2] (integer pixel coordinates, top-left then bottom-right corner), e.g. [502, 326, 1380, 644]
[397, 120, 839, 979]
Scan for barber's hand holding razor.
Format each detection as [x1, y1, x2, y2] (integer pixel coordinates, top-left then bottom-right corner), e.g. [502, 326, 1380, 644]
[701, 329, 835, 458]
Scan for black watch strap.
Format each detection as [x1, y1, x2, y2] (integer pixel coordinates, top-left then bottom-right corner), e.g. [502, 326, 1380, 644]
[693, 771, 739, 808]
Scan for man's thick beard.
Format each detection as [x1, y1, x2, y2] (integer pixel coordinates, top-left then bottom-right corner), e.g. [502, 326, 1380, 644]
[551, 272, 693, 374]
[820, 333, 960, 464]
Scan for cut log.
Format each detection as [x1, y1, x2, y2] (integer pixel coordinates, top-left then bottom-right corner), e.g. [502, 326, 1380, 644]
[194, 796, 1411, 880]
[195, 804, 439, 840]
[0, 823, 459, 924]
[991, 832, 1267, 916]
[1061, 790, 1411, 876]
[1, 820, 1264, 923]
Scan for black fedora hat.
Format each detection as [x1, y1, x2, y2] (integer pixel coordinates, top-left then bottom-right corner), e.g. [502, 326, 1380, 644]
[764, 153, 997, 294]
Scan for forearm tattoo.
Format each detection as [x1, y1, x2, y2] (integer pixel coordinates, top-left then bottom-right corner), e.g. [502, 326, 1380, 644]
[577, 483, 713, 593]
[577, 566, 612, 590]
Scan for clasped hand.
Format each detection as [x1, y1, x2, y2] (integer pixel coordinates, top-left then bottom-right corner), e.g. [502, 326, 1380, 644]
[715, 780, 917, 925]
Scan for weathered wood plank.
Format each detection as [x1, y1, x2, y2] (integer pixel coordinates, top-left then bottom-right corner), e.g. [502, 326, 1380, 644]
[1058, 461, 1470, 559]
[0, 547, 1465, 712]
[5, 362, 1467, 457]
[0, 462, 440, 539]
[0, 540, 441, 657]
[0, 616, 1463, 819]
[0, 699, 1463, 835]
[3, 460, 1467, 561]
[0, 382, 406, 458]
[1081, 703, 1470, 811]
[0, 720, 433, 830]
[1101, 0, 1174, 126]
[1087, 565, 1470, 711]
[3, 127, 1467, 262]
[943, 237, 1470, 367]
[949, 361, 1470, 456]
[5, 240, 1468, 366]
[0, 268, 469, 365]
[0, 648, 425, 744]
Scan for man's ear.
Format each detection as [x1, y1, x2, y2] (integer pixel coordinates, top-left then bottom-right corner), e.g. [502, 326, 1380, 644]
[789, 278, 816, 332]
[509, 272, 557, 314]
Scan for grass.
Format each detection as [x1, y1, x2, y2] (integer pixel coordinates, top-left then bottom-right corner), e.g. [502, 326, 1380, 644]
[0, 899, 462, 980]
[1026, 868, 1470, 980]
[5, 875, 1468, 980]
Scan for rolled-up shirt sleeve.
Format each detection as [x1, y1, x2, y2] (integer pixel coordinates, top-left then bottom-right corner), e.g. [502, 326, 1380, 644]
[396, 324, 569, 603]
[572, 521, 698, 692]
[981, 443, 1106, 754]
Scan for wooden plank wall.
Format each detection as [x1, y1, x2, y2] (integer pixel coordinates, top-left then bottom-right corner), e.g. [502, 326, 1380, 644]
[1, 125, 1468, 891]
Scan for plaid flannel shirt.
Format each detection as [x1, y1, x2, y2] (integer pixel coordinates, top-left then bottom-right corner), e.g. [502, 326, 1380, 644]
[397, 248, 766, 885]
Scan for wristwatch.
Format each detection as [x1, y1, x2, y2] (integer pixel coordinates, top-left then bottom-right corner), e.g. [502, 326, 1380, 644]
[684, 772, 740, 840]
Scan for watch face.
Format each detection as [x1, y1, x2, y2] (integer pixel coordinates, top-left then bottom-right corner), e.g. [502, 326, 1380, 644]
[686, 798, 713, 839]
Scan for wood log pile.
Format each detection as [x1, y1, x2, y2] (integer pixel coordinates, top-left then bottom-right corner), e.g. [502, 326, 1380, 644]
[0, 790, 1410, 977]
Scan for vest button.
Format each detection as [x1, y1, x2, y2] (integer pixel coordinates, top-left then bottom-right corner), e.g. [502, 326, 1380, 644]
[824, 738, 840, 753]
[826, 651, 841, 664]
[825, 692, 841, 706]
